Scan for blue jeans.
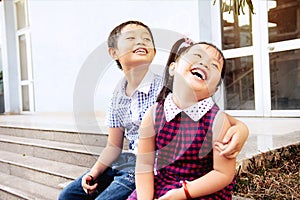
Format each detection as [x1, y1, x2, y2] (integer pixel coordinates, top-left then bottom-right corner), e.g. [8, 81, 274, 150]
[58, 153, 136, 200]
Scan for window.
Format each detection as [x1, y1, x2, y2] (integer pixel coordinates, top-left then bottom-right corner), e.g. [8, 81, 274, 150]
[224, 56, 254, 110]
[220, 0, 255, 111]
[15, 0, 34, 112]
[268, 0, 300, 43]
[267, 0, 300, 113]
[216, 0, 300, 117]
[221, 0, 253, 50]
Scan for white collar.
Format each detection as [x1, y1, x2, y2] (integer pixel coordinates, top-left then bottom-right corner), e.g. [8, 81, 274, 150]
[137, 69, 155, 94]
[164, 94, 214, 122]
[121, 69, 155, 96]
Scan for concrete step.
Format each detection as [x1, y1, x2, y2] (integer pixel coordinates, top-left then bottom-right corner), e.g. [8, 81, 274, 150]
[0, 126, 108, 146]
[0, 125, 114, 199]
[0, 134, 103, 167]
[0, 172, 60, 200]
[0, 150, 88, 189]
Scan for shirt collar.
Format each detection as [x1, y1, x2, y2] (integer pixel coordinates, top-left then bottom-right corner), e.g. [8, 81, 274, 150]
[137, 69, 155, 94]
[164, 93, 214, 122]
[121, 70, 155, 96]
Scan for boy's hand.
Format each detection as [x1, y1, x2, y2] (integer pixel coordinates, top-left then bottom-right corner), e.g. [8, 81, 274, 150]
[215, 124, 248, 159]
[81, 174, 98, 194]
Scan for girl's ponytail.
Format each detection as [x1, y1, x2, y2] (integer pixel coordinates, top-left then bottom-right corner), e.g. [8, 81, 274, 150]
[156, 38, 193, 103]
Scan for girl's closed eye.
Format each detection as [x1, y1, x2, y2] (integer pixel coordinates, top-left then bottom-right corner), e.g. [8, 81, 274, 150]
[211, 63, 219, 69]
[126, 36, 135, 40]
[194, 53, 202, 58]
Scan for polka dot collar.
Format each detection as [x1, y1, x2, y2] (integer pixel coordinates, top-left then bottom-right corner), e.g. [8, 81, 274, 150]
[164, 93, 214, 122]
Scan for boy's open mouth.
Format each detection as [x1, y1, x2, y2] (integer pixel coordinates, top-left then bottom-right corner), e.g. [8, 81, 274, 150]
[133, 48, 148, 54]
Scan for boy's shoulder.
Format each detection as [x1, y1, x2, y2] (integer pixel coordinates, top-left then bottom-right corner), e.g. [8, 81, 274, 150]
[112, 76, 126, 93]
[111, 70, 162, 97]
[136, 69, 162, 89]
[109, 77, 127, 104]
[151, 71, 163, 84]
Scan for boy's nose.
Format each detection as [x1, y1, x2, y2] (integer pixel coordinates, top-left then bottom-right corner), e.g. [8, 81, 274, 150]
[136, 37, 145, 45]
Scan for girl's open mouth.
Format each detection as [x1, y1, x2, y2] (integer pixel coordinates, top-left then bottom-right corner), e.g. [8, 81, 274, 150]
[191, 68, 206, 80]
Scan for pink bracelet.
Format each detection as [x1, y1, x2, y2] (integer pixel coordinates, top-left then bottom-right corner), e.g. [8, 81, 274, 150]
[181, 180, 192, 200]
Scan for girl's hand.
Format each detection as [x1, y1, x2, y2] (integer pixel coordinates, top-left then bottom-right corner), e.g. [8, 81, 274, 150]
[81, 174, 98, 194]
[156, 188, 186, 200]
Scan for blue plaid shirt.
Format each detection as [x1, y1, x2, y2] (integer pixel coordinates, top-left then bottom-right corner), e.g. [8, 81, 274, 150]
[106, 70, 162, 153]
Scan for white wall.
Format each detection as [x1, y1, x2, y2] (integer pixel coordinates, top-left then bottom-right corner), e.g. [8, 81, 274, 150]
[29, 0, 201, 113]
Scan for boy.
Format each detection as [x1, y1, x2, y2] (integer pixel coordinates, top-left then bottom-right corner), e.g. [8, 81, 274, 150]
[58, 20, 248, 200]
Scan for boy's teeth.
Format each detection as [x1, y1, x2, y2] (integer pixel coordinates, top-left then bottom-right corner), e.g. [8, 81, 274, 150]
[134, 49, 146, 54]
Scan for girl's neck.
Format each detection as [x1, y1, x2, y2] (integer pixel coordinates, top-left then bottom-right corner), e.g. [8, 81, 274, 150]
[172, 90, 199, 109]
[124, 65, 149, 96]
[172, 84, 211, 109]
[171, 77, 211, 109]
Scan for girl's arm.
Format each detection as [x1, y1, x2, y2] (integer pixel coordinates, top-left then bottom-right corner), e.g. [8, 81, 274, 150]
[216, 113, 249, 158]
[135, 106, 156, 200]
[82, 127, 124, 194]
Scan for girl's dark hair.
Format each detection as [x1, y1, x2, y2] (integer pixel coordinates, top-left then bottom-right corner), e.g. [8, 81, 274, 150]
[156, 38, 226, 103]
[107, 20, 156, 70]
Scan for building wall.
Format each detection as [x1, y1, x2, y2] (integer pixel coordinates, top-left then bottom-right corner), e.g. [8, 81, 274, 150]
[28, 0, 203, 113]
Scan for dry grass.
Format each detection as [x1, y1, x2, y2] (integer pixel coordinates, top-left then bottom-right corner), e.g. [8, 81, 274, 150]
[234, 143, 300, 200]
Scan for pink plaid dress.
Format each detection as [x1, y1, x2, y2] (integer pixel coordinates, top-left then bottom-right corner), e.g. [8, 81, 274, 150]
[128, 97, 235, 200]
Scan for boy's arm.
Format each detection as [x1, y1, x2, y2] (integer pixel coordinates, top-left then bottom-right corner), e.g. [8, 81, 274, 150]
[215, 113, 249, 158]
[82, 127, 124, 194]
[135, 106, 156, 200]
[92, 127, 124, 175]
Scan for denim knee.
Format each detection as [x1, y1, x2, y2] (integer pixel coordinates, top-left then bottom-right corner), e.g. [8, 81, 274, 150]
[58, 173, 91, 200]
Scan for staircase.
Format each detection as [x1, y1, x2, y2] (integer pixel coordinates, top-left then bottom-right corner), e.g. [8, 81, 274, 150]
[0, 125, 109, 200]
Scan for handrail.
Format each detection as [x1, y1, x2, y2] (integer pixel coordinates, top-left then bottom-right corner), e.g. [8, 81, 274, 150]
[226, 68, 253, 89]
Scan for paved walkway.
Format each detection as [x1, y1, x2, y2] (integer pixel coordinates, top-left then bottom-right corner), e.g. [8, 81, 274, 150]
[236, 117, 300, 161]
[0, 112, 299, 162]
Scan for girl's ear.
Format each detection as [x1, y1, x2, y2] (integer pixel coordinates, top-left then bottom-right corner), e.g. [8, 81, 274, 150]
[169, 62, 176, 76]
[108, 47, 118, 59]
[214, 86, 219, 93]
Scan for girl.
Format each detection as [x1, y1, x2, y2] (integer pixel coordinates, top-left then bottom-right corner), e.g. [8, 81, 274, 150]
[128, 38, 239, 199]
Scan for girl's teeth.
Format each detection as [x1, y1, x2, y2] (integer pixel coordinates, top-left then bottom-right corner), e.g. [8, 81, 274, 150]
[191, 69, 205, 80]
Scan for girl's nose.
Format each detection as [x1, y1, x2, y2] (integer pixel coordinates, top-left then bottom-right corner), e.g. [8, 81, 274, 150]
[200, 62, 209, 69]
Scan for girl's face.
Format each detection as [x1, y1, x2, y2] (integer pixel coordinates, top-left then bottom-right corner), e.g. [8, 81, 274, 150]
[112, 24, 156, 71]
[171, 43, 223, 99]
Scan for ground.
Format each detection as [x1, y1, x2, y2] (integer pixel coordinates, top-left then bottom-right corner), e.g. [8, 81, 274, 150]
[233, 143, 300, 200]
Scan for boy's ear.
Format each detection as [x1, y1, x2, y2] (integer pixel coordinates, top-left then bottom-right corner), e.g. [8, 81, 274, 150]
[169, 62, 176, 76]
[108, 47, 118, 59]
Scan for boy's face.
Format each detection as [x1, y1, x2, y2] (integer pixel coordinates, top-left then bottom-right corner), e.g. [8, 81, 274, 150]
[172, 44, 223, 99]
[112, 24, 156, 71]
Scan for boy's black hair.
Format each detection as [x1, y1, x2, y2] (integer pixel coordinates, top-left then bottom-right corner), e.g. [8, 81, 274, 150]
[107, 20, 156, 70]
[156, 38, 226, 103]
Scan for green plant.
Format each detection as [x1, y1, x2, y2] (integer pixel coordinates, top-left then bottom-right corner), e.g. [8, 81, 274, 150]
[214, 0, 255, 15]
